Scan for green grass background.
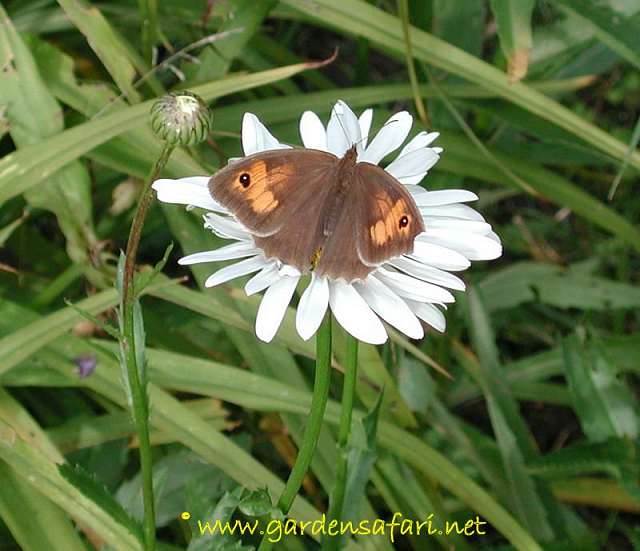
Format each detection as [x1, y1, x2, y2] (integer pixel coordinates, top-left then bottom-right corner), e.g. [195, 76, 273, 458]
[0, 0, 639, 549]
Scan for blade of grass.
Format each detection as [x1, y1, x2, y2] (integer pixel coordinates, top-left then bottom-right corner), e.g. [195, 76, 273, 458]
[547, 0, 640, 71]
[489, 0, 535, 81]
[0, 463, 87, 551]
[0, 416, 143, 550]
[0, 59, 333, 205]
[0, 389, 87, 551]
[56, 0, 141, 102]
[464, 288, 556, 541]
[279, 0, 640, 170]
[0, 278, 178, 376]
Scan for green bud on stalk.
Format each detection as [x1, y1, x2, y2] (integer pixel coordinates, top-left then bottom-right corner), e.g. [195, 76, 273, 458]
[150, 92, 212, 146]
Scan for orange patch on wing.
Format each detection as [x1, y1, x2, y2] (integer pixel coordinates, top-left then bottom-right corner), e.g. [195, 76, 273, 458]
[252, 191, 279, 213]
[369, 200, 409, 246]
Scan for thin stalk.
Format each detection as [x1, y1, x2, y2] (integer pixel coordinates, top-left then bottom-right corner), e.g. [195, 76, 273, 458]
[323, 334, 358, 551]
[121, 143, 174, 551]
[257, 313, 333, 551]
[398, 0, 429, 127]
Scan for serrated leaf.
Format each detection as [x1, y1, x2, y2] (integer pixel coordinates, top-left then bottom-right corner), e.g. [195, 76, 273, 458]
[563, 334, 639, 442]
[480, 262, 640, 312]
[59, 462, 143, 541]
[528, 438, 640, 501]
[187, 487, 254, 551]
[133, 242, 175, 296]
[64, 299, 121, 340]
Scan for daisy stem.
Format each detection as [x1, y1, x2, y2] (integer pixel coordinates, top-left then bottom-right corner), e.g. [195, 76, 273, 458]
[323, 334, 358, 550]
[257, 313, 333, 551]
[121, 143, 174, 551]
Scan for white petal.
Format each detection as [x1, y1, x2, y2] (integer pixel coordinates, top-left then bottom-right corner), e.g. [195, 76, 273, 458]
[179, 241, 258, 265]
[412, 190, 479, 207]
[486, 230, 502, 244]
[327, 101, 360, 157]
[410, 241, 471, 271]
[424, 219, 492, 234]
[278, 264, 301, 277]
[358, 109, 373, 150]
[417, 231, 502, 260]
[390, 257, 465, 291]
[245, 262, 279, 296]
[359, 111, 412, 164]
[204, 256, 266, 288]
[355, 277, 423, 339]
[420, 204, 485, 221]
[386, 148, 439, 180]
[406, 300, 446, 332]
[329, 280, 387, 344]
[396, 131, 440, 158]
[375, 269, 455, 303]
[255, 275, 300, 342]
[152, 177, 227, 212]
[399, 172, 428, 186]
[299, 111, 328, 151]
[296, 275, 330, 341]
[203, 213, 251, 240]
[242, 113, 290, 155]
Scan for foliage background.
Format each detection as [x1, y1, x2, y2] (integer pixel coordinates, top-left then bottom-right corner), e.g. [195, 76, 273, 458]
[0, 0, 639, 549]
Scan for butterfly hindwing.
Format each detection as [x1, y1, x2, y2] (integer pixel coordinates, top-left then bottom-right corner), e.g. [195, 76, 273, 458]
[354, 162, 424, 267]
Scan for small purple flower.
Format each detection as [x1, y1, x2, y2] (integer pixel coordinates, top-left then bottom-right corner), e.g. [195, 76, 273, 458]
[74, 355, 97, 378]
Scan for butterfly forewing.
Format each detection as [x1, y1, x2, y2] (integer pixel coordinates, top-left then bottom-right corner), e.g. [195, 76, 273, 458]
[209, 149, 336, 237]
[209, 146, 424, 282]
[210, 149, 338, 273]
[354, 162, 424, 267]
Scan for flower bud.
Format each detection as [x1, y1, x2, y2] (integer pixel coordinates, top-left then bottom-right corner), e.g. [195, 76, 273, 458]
[150, 92, 212, 146]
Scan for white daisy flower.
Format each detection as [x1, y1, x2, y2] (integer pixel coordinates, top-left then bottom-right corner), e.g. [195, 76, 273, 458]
[152, 101, 502, 345]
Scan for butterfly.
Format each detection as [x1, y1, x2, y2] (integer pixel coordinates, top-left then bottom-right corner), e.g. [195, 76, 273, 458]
[208, 144, 424, 282]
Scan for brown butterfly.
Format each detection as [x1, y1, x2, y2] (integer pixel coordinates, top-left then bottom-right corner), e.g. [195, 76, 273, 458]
[208, 144, 424, 282]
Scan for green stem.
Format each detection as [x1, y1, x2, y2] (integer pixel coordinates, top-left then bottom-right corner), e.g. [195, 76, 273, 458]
[323, 334, 358, 551]
[398, 0, 429, 127]
[257, 313, 333, 551]
[121, 143, 174, 551]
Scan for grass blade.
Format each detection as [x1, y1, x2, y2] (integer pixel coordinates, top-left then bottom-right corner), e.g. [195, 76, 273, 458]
[489, 0, 535, 81]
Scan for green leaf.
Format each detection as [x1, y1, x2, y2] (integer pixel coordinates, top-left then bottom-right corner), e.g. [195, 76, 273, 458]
[547, 0, 640, 71]
[465, 287, 555, 542]
[479, 262, 640, 311]
[0, 463, 86, 551]
[59, 462, 143, 541]
[187, 487, 253, 551]
[182, 0, 277, 84]
[0, 5, 101, 281]
[0, 416, 143, 550]
[278, 0, 640, 170]
[528, 438, 640, 501]
[133, 242, 174, 296]
[0, 389, 86, 551]
[116, 448, 235, 528]
[341, 391, 384, 534]
[0, 277, 175, 376]
[56, 0, 142, 102]
[489, 0, 535, 81]
[563, 333, 639, 442]
[0, 60, 330, 205]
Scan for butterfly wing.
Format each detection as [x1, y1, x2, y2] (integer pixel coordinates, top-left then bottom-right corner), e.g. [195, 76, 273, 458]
[354, 162, 424, 267]
[210, 148, 338, 273]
